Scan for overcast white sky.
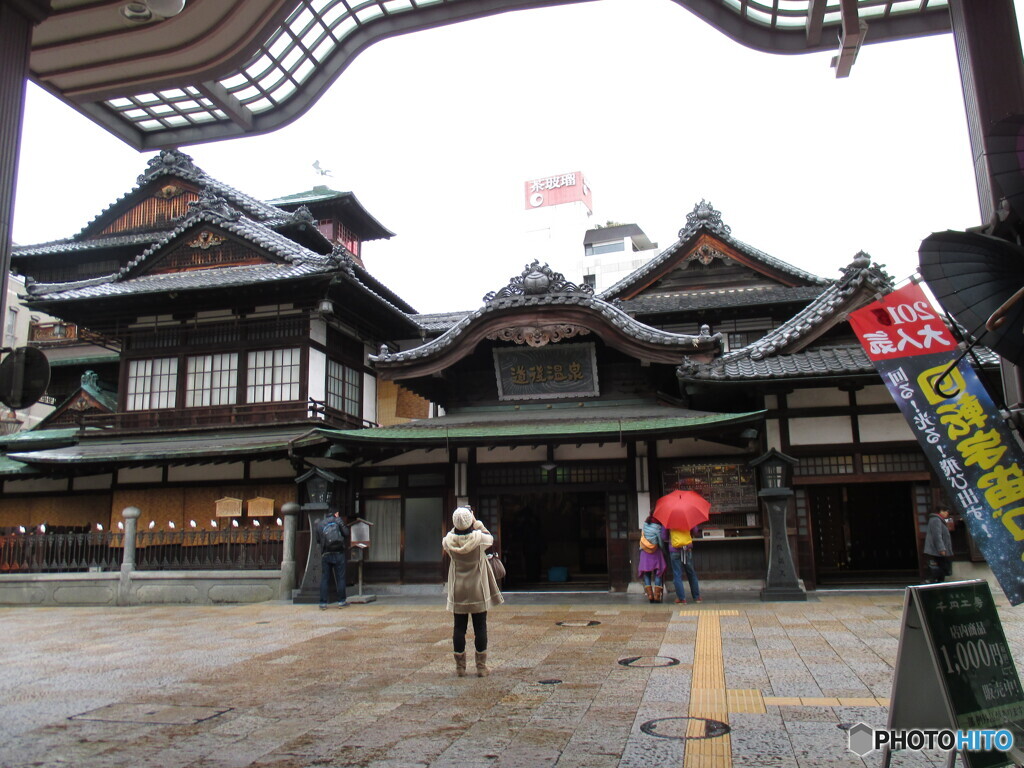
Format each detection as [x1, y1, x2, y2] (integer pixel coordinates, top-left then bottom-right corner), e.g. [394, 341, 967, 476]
[13, 0, 1021, 314]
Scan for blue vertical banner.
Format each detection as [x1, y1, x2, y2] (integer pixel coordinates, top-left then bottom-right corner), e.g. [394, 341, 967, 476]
[849, 282, 1024, 606]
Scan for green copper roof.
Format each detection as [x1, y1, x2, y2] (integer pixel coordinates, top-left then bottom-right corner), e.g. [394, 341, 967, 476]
[320, 410, 763, 445]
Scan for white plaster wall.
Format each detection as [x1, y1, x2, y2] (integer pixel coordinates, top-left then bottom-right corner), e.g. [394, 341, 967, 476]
[4, 478, 69, 493]
[788, 416, 853, 446]
[309, 317, 327, 346]
[787, 388, 850, 408]
[307, 348, 326, 408]
[73, 474, 113, 491]
[249, 459, 294, 479]
[476, 446, 546, 464]
[858, 413, 915, 442]
[636, 491, 651, 524]
[118, 467, 163, 484]
[553, 444, 627, 461]
[765, 419, 782, 450]
[655, 438, 747, 458]
[363, 371, 377, 425]
[856, 385, 898, 406]
[167, 463, 245, 482]
[374, 449, 449, 467]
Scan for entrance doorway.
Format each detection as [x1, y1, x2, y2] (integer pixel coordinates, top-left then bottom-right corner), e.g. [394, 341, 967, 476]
[809, 482, 919, 585]
[496, 491, 609, 590]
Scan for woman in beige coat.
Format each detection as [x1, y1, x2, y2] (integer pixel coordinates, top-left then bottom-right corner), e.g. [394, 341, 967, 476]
[442, 506, 504, 677]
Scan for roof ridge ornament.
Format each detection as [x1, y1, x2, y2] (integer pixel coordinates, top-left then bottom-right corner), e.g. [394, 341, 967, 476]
[483, 260, 594, 303]
[138, 149, 203, 184]
[679, 200, 731, 239]
[186, 189, 241, 222]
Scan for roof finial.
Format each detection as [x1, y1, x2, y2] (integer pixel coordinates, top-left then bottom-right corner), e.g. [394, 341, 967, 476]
[680, 200, 730, 239]
[138, 149, 202, 185]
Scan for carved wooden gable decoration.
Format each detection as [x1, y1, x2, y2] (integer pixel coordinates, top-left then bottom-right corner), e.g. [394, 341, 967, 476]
[142, 226, 268, 275]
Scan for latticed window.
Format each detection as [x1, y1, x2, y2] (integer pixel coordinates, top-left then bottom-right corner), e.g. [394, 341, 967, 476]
[247, 348, 300, 403]
[607, 493, 629, 539]
[862, 453, 928, 474]
[186, 353, 238, 407]
[555, 464, 627, 484]
[794, 455, 854, 476]
[327, 359, 360, 417]
[127, 357, 178, 410]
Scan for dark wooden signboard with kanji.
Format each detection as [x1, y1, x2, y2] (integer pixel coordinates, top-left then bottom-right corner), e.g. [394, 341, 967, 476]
[885, 580, 1024, 768]
[493, 342, 599, 401]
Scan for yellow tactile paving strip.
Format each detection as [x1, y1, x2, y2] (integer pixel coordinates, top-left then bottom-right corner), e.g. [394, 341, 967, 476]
[684, 612, 733, 767]
[680, 608, 889, 768]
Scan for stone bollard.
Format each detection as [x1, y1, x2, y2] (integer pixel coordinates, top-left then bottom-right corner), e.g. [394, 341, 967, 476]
[279, 502, 300, 600]
[118, 506, 141, 606]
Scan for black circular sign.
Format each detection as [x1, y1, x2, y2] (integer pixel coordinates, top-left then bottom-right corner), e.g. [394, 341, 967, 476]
[0, 347, 50, 409]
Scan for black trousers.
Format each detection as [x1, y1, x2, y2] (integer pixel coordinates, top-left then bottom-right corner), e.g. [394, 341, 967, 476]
[453, 611, 487, 653]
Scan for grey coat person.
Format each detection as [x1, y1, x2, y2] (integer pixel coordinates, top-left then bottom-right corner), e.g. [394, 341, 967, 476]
[442, 520, 504, 614]
[923, 512, 952, 557]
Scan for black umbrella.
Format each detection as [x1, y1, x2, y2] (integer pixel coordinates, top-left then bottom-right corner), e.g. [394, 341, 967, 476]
[918, 229, 1024, 366]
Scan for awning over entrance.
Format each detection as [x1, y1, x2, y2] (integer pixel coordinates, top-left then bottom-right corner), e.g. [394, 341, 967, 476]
[319, 405, 763, 447]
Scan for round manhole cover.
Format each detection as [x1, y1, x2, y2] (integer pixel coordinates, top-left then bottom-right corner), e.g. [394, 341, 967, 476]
[641, 717, 731, 740]
[618, 656, 681, 668]
[556, 620, 601, 627]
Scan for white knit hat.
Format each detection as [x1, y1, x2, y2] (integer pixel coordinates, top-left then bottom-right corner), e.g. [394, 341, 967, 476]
[452, 507, 475, 531]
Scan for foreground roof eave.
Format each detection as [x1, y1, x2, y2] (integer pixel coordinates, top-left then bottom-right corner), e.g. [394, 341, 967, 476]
[317, 410, 765, 446]
[8, 427, 326, 466]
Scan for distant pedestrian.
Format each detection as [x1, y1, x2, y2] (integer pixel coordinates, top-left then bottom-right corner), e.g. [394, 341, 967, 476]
[316, 508, 350, 609]
[924, 505, 953, 583]
[669, 526, 701, 604]
[638, 514, 668, 603]
[442, 506, 503, 677]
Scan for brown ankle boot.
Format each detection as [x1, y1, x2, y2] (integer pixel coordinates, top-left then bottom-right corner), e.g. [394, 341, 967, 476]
[653, 585, 664, 603]
[454, 652, 467, 677]
[475, 651, 489, 677]
[644, 585, 654, 602]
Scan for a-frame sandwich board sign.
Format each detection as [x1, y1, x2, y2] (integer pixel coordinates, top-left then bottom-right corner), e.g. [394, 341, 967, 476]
[883, 580, 1024, 768]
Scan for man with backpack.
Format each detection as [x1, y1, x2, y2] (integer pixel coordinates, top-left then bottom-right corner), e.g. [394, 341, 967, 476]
[316, 508, 351, 609]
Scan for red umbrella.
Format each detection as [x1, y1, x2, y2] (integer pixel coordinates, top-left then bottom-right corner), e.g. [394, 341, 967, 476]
[652, 490, 711, 531]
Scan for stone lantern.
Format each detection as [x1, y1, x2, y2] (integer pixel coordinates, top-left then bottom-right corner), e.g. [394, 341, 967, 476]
[749, 449, 806, 601]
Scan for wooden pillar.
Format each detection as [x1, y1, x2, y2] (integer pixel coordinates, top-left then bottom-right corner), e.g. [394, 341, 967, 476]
[0, 2, 50, 340]
[949, 0, 1024, 418]
[949, 0, 1024, 225]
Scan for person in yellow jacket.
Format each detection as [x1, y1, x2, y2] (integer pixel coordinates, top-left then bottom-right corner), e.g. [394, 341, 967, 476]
[668, 526, 701, 604]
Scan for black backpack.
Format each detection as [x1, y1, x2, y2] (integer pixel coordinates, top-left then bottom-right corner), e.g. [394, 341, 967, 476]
[320, 518, 348, 552]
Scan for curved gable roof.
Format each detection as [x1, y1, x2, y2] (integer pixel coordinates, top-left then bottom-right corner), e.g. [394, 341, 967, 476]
[370, 260, 723, 379]
[677, 253, 894, 383]
[600, 201, 830, 301]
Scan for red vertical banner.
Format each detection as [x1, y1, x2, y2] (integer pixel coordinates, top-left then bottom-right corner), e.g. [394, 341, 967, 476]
[850, 283, 1024, 606]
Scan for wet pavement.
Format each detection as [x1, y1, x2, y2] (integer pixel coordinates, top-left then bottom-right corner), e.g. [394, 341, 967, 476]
[2, 588, 1023, 768]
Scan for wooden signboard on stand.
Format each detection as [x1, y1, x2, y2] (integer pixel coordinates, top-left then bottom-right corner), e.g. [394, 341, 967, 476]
[884, 580, 1024, 768]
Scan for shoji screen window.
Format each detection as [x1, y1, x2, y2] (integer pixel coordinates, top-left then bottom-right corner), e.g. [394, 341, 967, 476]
[186, 353, 238, 407]
[127, 358, 178, 410]
[247, 348, 300, 403]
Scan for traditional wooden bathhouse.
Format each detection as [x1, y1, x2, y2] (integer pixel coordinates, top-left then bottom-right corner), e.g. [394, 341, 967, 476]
[2, 150, 416, 545]
[2, 154, 987, 592]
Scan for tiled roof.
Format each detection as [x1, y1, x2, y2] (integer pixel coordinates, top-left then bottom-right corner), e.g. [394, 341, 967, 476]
[619, 285, 826, 316]
[320, 407, 764, 444]
[9, 427, 325, 466]
[599, 201, 830, 300]
[372, 291, 718, 366]
[12, 232, 162, 259]
[78, 150, 285, 239]
[410, 310, 474, 332]
[23, 194, 410, 326]
[676, 254, 902, 383]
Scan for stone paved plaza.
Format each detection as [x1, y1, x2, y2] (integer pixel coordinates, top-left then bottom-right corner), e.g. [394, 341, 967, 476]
[2, 590, 1022, 768]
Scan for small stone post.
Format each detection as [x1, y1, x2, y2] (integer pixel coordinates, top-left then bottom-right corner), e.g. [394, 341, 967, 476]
[118, 506, 141, 606]
[279, 502, 300, 600]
